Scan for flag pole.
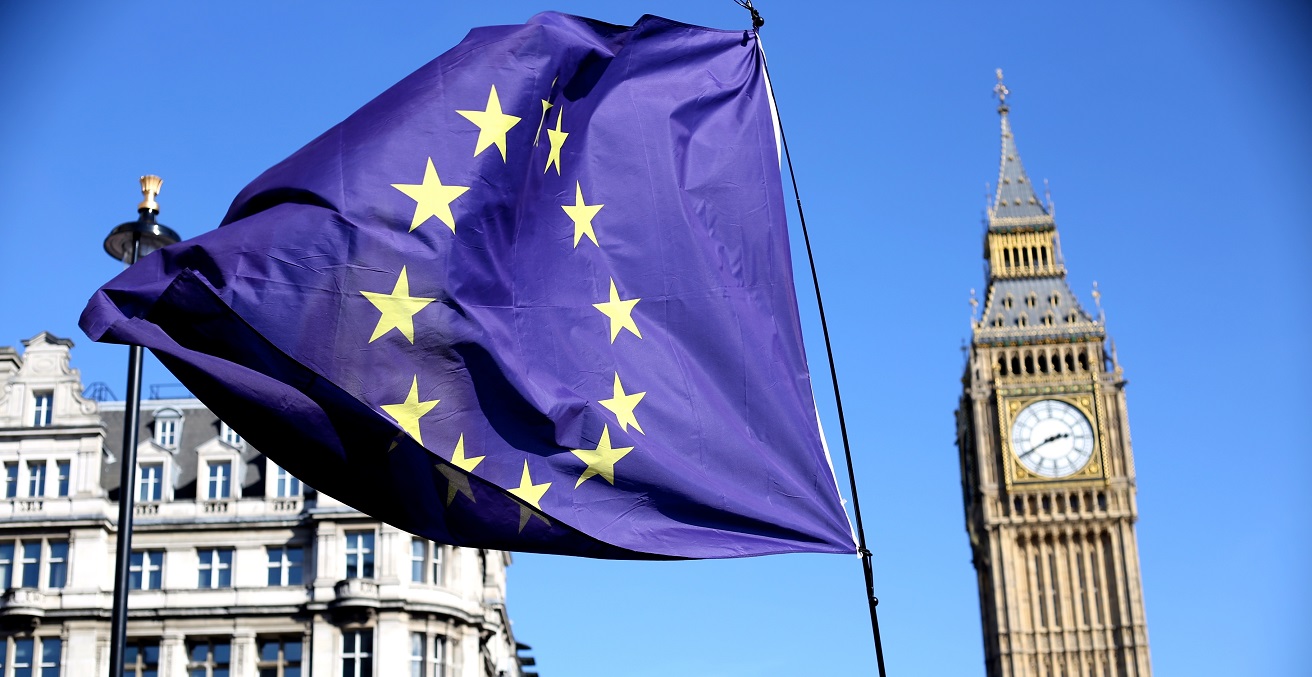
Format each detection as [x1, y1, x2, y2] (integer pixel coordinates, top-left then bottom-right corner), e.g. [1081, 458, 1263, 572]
[737, 2, 889, 674]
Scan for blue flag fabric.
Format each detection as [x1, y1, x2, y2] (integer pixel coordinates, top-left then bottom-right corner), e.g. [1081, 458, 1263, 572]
[81, 13, 855, 559]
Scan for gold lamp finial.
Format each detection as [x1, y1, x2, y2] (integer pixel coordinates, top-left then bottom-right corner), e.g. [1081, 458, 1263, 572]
[138, 175, 163, 212]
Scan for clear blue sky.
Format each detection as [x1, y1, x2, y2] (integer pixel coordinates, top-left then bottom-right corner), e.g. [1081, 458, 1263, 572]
[2, 1, 1309, 674]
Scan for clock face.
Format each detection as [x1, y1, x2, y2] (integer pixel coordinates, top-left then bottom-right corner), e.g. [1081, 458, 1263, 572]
[1010, 399, 1095, 478]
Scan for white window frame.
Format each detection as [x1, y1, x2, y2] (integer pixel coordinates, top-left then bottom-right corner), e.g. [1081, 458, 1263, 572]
[205, 460, 233, 500]
[46, 540, 68, 589]
[266, 546, 303, 587]
[129, 550, 163, 590]
[185, 638, 232, 677]
[0, 538, 67, 590]
[54, 459, 70, 497]
[197, 548, 233, 589]
[272, 463, 302, 498]
[344, 530, 375, 580]
[256, 637, 303, 677]
[137, 463, 164, 503]
[3, 636, 63, 677]
[153, 409, 183, 449]
[409, 538, 444, 585]
[220, 421, 243, 448]
[342, 630, 373, 677]
[3, 461, 17, 498]
[18, 540, 40, 587]
[26, 459, 46, 497]
[32, 391, 53, 427]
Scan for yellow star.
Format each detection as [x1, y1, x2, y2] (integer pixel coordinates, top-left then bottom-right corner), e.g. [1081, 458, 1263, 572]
[598, 373, 645, 434]
[562, 181, 603, 248]
[456, 85, 521, 162]
[360, 266, 435, 344]
[507, 461, 551, 532]
[534, 78, 557, 146]
[571, 425, 634, 488]
[543, 106, 568, 175]
[391, 157, 469, 233]
[592, 278, 642, 343]
[380, 376, 439, 445]
[437, 434, 484, 506]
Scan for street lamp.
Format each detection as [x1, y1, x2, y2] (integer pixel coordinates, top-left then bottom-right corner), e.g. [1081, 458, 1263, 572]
[103, 176, 180, 677]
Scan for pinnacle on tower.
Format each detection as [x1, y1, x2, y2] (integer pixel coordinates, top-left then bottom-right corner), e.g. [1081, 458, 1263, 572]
[990, 70, 1050, 224]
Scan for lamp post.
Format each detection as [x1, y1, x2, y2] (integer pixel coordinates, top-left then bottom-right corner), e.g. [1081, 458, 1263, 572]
[102, 176, 180, 677]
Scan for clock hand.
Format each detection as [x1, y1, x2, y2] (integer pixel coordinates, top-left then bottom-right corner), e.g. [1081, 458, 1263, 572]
[1022, 432, 1071, 457]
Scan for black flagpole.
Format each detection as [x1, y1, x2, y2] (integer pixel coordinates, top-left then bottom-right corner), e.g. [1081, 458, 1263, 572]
[737, 2, 889, 675]
[102, 177, 181, 677]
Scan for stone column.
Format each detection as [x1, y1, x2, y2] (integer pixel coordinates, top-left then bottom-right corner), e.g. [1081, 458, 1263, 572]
[161, 631, 187, 677]
[233, 630, 257, 677]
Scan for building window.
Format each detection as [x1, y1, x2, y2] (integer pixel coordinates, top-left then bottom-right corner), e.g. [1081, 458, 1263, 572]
[19, 542, 40, 588]
[46, 541, 67, 589]
[2, 636, 62, 677]
[54, 460, 70, 497]
[0, 539, 65, 590]
[267, 546, 304, 586]
[187, 639, 231, 677]
[344, 531, 375, 579]
[257, 637, 303, 677]
[26, 461, 46, 497]
[410, 539, 444, 585]
[137, 463, 163, 503]
[410, 633, 447, 677]
[198, 548, 234, 589]
[220, 421, 243, 448]
[342, 630, 373, 677]
[129, 550, 163, 590]
[123, 642, 160, 677]
[273, 465, 302, 498]
[0, 543, 11, 587]
[154, 417, 178, 449]
[4, 462, 17, 498]
[32, 392, 53, 427]
[206, 461, 232, 500]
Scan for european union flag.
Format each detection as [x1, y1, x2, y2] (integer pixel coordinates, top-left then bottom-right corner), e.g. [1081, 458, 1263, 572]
[81, 13, 855, 559]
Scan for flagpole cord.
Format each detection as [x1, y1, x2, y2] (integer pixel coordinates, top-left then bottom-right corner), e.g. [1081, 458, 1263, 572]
[741, 3, 888, 675]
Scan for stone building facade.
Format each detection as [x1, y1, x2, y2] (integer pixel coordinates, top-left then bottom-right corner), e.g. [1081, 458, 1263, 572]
[956, 75, 1151, 677]
[0, 332, 527, 676]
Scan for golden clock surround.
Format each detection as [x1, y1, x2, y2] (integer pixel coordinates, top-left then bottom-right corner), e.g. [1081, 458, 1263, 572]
[998, 389, 1110, 489]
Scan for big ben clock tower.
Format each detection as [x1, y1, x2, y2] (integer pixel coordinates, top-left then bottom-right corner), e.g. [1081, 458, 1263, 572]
[956, 72, 1152, 677]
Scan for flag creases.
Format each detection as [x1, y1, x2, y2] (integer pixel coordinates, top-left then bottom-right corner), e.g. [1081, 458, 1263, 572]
[82, 12, 855, 559]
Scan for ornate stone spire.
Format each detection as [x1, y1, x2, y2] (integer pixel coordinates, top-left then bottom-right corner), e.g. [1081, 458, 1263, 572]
[990, 70, 1050, 225]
